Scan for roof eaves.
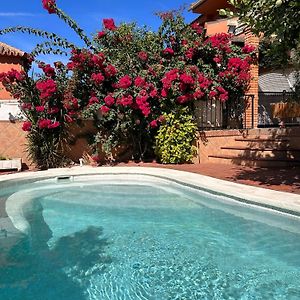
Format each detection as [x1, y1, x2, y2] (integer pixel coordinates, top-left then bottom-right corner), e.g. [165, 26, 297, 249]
[190, 0, 207, 11]
[0, 42, 25, 57]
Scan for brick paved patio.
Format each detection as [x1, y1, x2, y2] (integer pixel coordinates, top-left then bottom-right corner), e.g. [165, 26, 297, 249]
[116, 162, 300, 194]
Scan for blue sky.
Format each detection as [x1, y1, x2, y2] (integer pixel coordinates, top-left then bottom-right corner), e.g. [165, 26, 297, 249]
[0, 1, 197, 63]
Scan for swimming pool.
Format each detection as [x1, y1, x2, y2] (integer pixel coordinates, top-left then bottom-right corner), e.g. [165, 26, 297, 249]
[1, 170, 300, 299]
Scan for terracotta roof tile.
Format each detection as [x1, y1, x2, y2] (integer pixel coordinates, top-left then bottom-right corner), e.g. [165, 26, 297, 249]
[0, 42, 24, 57]
[190, 0, 207, 10]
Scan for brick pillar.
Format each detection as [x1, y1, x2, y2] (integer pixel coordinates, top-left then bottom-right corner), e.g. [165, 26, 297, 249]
[244, 31, 259, 128]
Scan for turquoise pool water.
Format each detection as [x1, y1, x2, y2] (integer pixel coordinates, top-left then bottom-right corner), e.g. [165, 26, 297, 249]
[1, 177, 300, 300]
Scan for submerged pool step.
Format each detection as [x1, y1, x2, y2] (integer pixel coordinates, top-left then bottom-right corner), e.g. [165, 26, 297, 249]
[42, 189, 188, 206]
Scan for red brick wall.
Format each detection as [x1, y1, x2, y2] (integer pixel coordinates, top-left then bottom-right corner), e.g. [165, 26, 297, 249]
[0, 121, 29, 166]
[0, 121, 99, 169]
[244, 31, 259, 128]
[196, 127, 300, 164]
[196, 129, 244, 163]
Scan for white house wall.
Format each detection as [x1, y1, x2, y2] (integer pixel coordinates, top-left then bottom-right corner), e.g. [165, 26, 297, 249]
[0, 100, 22, 121]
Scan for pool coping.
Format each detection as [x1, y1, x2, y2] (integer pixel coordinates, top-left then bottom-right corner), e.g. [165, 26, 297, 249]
[1, 166, 300, 216]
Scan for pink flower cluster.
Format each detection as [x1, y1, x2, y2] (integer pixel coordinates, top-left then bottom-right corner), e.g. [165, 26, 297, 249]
[64, 97, 80, 111]
[117, 75, 132, 89]
[149, 120, 158, 128]
[161, 67, 214, 103]
[198, 73, 212, 90]
[35, 105, 45, 112]
[22, 121, 32, 132]
[136, 93, 151, 117]
[191, 22, 203, 35]
[42, 0, 56, 14]
[104, 65, 117, 77]
[91, 73, 105, 85]
[36, 79, 57, 100]
[38, 119, 60, 129]
[227, 57, 250, 72]
[117, 94, 133, 106]
[39, 63, 55, 77]
[21, 103, 32, 110]
[103, 19, 117, 31]
[89, 96, 99, 105]
[67, 49, 105, 70]
[217, 86, 229, 102]
[92, 53, 105, 67]
[0, 69, 25, 83]
[138, 51, 148, 62]
[100, 105, 110, 114]
[185, 48, 195, 60]
[207, 33, 231, 52]
[97, 31, 106, 39]
[104, 95, 115, 106]
[163, 48, 175, 56]
[134, 76, 146, 88]
[242, 45, 256, 54]
[162, 69, 179, 91]
[180, 74, 194, 85]
[177, 94, 193, 104]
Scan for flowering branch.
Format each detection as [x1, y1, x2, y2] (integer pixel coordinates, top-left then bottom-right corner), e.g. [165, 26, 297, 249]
[31, 45, 69, 57]
[31, 41, 72, 57]
[55, 7, 94, 50]
[41, 0, 93, 49]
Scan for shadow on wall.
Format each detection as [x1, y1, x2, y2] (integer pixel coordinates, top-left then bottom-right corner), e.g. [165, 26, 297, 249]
[64, 120, 133, 164]
[231, 128, 300, 167]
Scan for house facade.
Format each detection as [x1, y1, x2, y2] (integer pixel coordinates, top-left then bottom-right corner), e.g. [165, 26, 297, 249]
[0, 42, 28, 165]
[191, 0, 300, 128]
[190, 0, 300, 166]
[191, 0, 259, 129]
[0, 42, 24, 121]
[191, 0, 234, 36]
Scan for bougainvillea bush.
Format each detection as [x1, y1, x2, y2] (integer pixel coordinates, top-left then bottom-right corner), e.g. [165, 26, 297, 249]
[0, 0, 256, 168]
[0, 59, 72, 168]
